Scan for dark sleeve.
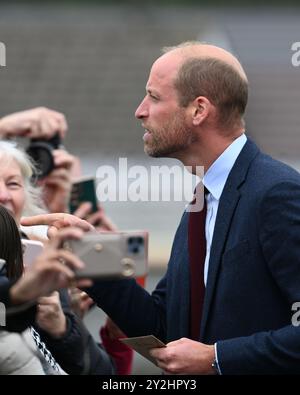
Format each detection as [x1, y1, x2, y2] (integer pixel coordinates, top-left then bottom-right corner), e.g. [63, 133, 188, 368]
[36, 291, 115, 375]
[0, 280, 36, 333]
[85, 275, 167, 341]
[217, 181, 300, 374]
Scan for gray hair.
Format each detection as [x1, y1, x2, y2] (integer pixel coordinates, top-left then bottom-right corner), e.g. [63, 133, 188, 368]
[0, 140, 46, 216]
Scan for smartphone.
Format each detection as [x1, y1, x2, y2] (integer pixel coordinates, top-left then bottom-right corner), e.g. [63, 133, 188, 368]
[64, 231, 148, 279]
[69, 176, 98, 214]
[21, 239, 44, 267]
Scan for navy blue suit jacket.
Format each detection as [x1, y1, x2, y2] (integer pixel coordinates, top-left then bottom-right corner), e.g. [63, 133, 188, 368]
[87, 139, 300, 374]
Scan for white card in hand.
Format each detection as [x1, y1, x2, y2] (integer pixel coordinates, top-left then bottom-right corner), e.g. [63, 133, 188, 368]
[121, 335, 166, 366]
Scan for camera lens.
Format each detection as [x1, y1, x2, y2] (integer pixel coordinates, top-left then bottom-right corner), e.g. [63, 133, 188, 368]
[26, 143, 55, 179]
[127, 237, 144, 254]
[26, 133, 62, 180]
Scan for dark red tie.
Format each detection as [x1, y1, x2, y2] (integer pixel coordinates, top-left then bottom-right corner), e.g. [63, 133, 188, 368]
[188, 184, 207, 340]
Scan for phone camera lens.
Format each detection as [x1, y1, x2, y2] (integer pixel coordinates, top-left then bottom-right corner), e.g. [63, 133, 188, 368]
[127, 237, 144, 254]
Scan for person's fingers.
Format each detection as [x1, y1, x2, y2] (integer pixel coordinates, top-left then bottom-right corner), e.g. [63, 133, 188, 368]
[75, 205, 118, 231]
[165, 339, 183, 348]
[46, 249, 85, 276]
[27, 108, 67, 139]
[47, 115, 60, 135]
[21, 214, 94, 232]
[12, 259, 77, 301]
[38, 261, 76, 285]
[44, 176, 70, 188]
[60, 215, 94, 232]
[52, 150, 75, 169]
[37, 304, 55, 316]
[43, 171, 71, 189]
[48, 226, 59, 239]
[76, 278, 93, 288]
[0, 107, 68, 139]
[73, 202, 92, 219]
[28, 119, 39, 138]
[56, 248, 85, 269]
[31, 227, 84, 265]
[45, 168, 68, 179]
[37, 297, 54, 306]
[21, 213, 65, 227]
[34, 249, 59, 263]
[39, 116, 53, 139]
[86, 211, 103, 226]
[155, 359, 167, 369]
[44, 180, 70, 193]
[149, 347, 166, 360]
[37, 301, 55, 311]
[98, 215, 118, 232]
[35, 108, 66, 139]
[52, 263, 75, 280]
[70, 290, 88, 302]
[48, 227, 84, 249]
[53, 111, 68, 139]
[33, 249, 78, 278]
[38, 291, 59, 305]
[81, 297, 94, 310]
[93, 206, 118, 231]
[78, 291, 91, 302]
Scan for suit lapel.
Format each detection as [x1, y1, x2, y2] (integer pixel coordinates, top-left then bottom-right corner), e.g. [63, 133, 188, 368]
[200, 139, 260, 339]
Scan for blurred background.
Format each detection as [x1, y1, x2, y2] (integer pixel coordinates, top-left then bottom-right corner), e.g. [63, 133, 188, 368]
[0, 0, 300, 374]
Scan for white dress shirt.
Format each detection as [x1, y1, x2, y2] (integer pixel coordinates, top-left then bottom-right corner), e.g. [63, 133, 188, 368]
[202, 133, 247, 285]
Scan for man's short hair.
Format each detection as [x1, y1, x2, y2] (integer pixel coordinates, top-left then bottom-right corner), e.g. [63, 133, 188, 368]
[174, 57, 248, 130]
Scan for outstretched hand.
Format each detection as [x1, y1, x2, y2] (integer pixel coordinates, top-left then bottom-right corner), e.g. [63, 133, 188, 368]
[21, 213, 94, 239]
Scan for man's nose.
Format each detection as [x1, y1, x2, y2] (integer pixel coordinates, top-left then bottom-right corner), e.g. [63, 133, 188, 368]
[135, 98, 148, 119]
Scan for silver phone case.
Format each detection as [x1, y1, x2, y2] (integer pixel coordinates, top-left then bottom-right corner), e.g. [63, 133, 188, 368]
[65, 231, 148, 279]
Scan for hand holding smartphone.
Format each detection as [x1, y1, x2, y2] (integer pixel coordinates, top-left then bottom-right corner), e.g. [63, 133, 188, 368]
[69, 176, 98, 215]
[64, 231, 148, 279]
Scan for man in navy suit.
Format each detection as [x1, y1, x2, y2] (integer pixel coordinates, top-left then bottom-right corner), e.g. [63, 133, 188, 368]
[23, 42, 300, 374]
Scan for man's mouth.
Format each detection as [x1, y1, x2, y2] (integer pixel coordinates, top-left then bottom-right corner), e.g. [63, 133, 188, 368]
[142, 124, 152, 140]
[143, 129, 152, 142]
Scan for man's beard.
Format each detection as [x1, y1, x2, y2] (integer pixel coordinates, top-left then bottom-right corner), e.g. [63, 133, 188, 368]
[144, 112, 193, 158]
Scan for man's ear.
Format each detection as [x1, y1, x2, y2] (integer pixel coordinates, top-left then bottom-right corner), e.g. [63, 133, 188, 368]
[190, 96, 211, 126]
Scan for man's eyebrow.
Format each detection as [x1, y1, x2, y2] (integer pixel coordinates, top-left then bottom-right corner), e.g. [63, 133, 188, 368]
[146, 88, 159, 96]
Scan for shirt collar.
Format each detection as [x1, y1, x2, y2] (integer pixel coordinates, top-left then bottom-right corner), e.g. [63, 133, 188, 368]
[203, 134, 247, 200]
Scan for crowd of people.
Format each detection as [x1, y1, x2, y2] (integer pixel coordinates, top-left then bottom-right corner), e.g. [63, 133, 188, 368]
[0, 107, 133, 375]
[1, 41, 300, 375]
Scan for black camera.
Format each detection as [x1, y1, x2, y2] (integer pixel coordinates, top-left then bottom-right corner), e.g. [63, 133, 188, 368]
[26, 133, 62, 180]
